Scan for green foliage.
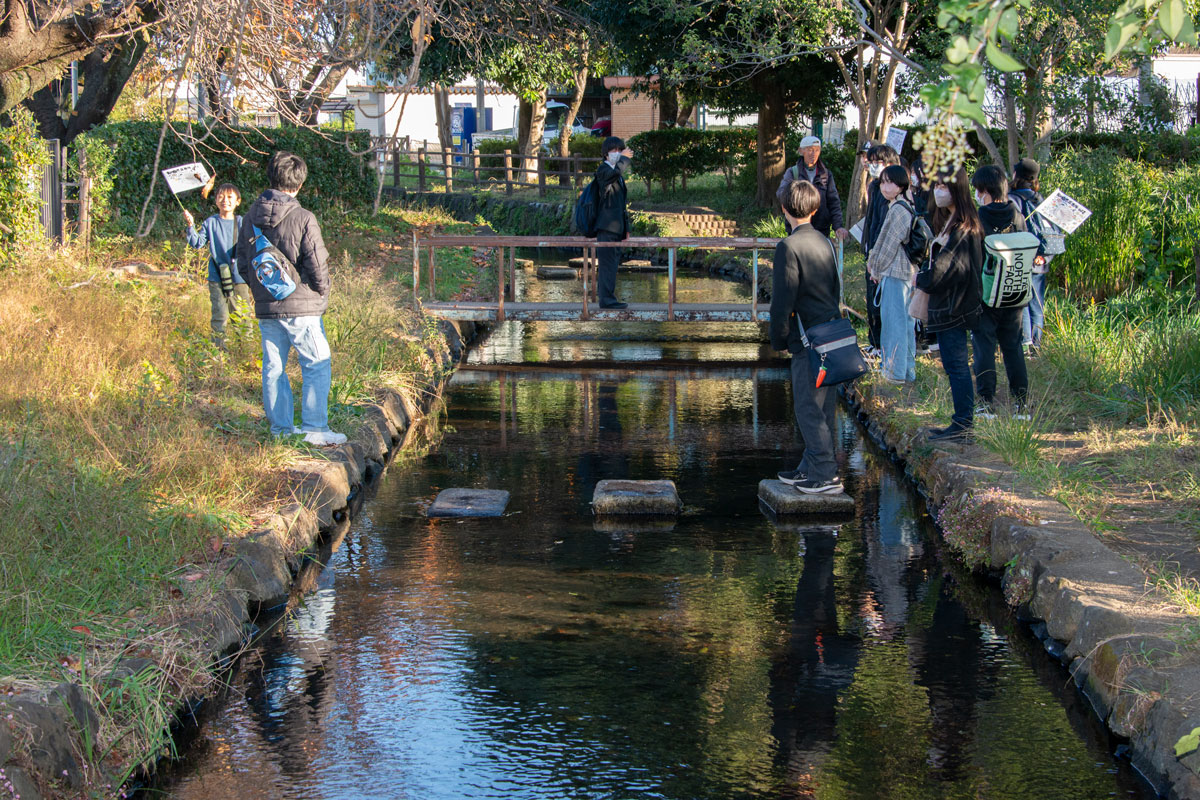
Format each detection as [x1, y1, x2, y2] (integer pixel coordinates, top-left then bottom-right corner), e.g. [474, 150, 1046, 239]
[84, 121, 376, 235]
[1039, 289, 1200, 420]
[1044, 148, 1200, 298]
[565, 134, 602, 159]
[628, 127, 709, 193]
[475, 137, 520, 173]
[0, 108, 51, 262]
[701, 127, 757, 189]
[71, 132, 117, 222]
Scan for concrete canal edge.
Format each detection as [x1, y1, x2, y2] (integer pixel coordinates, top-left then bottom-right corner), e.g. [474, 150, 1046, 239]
[842, 382, 1200, 799]
[0, 317, 485, 800]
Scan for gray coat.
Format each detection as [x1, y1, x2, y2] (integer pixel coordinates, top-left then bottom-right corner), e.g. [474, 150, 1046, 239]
[237, 189, 330, 318]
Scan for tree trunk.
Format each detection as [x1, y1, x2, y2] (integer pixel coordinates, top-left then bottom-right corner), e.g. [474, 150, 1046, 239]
[434, 85, 453, 153]
[676, 101, 695, 127]
[1004, 75, 1020, 170]
[516, 91, 547, 184]
[23, 21, 157, 144]
[754, 79, 788, 208]
[659, 85, 678, 129]
[558, 44, 589, 159]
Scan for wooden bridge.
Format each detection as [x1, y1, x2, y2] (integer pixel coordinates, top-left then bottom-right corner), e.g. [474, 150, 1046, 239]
[412, 234, 784, 323]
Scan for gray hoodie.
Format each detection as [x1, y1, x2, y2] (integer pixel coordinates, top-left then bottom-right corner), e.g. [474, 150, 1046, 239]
[237, 189, 330, 319]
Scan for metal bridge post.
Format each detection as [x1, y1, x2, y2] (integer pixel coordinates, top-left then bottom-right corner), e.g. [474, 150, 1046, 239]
[668, 248, 676, 321]
[752, 248, 759, 322]
[497, 247, 506, 323]
[412, 230, 419, 310]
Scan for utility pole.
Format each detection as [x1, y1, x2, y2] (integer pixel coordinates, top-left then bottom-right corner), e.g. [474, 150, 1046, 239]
[476, 78, 487, 131]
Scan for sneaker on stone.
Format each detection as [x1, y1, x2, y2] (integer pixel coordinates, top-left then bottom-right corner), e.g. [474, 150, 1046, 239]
[928, 425, 972, 442]
[777, 468, 807, 486]
[793, 476, 844, 495]
[304, 430, 348, 446]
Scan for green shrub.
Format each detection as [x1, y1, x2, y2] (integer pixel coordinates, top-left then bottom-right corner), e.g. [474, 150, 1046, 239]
[565, 133, 602, 159]
[0, 108, 51, 262]
[628, 127, 709, 195]
[83, 121, 375, 235]
[700, 127, 756, 189]
[475, 137, 519, 175]
[1043, 148, 1200, 298]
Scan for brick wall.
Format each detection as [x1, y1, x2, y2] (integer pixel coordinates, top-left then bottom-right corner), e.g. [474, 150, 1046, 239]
[609, 88, 659, 141]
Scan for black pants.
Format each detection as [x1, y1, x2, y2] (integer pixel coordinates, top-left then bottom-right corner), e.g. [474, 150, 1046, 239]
[865, 274, 881, 349]
[597, 231, 622, 305]
[972, 306, 1028, 405]
[789, 350, 838, 482]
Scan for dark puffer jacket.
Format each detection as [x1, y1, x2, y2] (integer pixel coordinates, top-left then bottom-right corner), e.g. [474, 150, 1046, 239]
[237, 189, 330, 319]
[915, 226, 983, 333]
[776, 160, 845, 237]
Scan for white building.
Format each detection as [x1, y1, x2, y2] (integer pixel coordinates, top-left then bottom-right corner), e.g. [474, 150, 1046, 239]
[346, 80, 521, 146]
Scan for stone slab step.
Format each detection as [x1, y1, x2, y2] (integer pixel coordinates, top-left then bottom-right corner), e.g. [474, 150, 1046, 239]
[592, 479, 680, 515]
[758, 479, 853, 515]
[515, 258, 535, 269]
[537, 266, 579, 280]
[427, 488, 511, 518]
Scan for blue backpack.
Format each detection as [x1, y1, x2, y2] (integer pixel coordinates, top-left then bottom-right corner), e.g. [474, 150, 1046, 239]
[250, 216, 298, 300]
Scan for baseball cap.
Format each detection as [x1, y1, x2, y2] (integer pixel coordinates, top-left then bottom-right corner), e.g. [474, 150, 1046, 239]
[799, 135, 821, 148]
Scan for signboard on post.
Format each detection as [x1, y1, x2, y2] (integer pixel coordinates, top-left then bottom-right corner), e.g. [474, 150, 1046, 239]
[1033, 189, 1092, 234]
[161, 162, 212, 195]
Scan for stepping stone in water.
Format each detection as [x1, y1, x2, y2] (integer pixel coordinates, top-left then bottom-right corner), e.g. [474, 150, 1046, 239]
[757, 479, 853, 515]
[427, 488, 511, 518]
[567, 256, 589, 269]
[515, 258, 534, 269]
[592, 479, 680, 515]
[620, 259, 666, 272]
[537, 266, 578, 280]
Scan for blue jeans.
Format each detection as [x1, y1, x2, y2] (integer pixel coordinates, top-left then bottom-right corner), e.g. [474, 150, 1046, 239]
[936, 326, 974, 430]
[259, 317, 334, 435]
[1022, 272, 1047, 347]
[878, 276, 916, 381]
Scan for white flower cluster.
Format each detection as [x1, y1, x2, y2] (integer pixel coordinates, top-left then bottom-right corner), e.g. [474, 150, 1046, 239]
[913, 112, 973, 178]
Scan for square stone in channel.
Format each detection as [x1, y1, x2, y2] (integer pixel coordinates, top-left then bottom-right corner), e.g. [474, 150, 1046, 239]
[592, 479, 681, 515]
[427, 488, 511, 518]
[758, 479, 854, 515]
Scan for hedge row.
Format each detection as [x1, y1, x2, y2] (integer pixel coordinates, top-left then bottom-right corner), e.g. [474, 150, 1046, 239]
[80, 122, 376, 234]
[628, 127, 757, 194]
[0, 109, 51, 263]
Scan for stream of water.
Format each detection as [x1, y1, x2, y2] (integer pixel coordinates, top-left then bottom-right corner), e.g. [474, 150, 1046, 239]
[153, 263, 1152, 800]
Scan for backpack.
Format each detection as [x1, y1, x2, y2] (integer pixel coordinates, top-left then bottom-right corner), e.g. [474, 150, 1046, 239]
[981, 231, 1040, 308]
[249, 208, 298, 301]
[895, 199, 932, 266]
[571, 179, 599, 237]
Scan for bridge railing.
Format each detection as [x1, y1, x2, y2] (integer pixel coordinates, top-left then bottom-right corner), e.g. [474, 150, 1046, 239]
[410, 234, 783, 322]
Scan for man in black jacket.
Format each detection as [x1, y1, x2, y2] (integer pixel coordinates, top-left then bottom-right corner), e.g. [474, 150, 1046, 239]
[594, 136, 633, 309]
[768, 180, 844, 495]
[237, 151, 346, 446]
[775, 135, 849, 241]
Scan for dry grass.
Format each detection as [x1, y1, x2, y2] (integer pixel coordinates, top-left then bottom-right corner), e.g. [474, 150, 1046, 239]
[0, 202, 476, 786]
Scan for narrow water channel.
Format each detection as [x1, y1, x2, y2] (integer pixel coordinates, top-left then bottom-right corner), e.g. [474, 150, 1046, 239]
[154, 264, 1152, 799]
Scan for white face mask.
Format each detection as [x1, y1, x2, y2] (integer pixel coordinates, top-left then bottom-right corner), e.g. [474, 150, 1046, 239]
[975, 191, 988, 206]
[933, 187, 952, 208]
[607, 151, 622, 166]
[867, 163, 883, 178]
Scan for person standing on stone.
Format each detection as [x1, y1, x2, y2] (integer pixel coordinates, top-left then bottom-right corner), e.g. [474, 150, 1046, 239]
[594, 136, 633, 309]
[768, 180, 845, 496]
[237, 151, 347, 446]
[776, 135, 849, 242]
[861, 144, 903, 356]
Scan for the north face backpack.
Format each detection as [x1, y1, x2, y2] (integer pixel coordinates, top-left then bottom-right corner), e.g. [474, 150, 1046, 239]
[982, 231, 1040, 308]
[571, 179, 600, 237]
[250, 211, 298, 300]
[895, 199, 933, 266]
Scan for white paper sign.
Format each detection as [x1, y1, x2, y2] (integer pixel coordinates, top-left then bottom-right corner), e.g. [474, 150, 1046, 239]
[849, 219, 864, 244]
[1033, 189, 1092, 234]
[161, 162, 212, 195]
[886, 127, 907, 154]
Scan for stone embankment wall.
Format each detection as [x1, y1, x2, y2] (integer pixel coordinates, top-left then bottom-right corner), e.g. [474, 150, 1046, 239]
[842, 383, 1200, 800]
[0, 318, 484, 800]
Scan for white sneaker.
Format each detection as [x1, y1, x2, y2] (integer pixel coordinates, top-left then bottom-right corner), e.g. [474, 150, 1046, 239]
[304, 430, 348, 446]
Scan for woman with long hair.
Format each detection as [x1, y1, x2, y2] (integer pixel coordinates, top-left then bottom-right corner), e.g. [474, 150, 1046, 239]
[915, 167, 984, 441]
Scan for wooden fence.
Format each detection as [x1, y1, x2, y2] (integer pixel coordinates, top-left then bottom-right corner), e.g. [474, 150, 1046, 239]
[377, 143, 602, 198]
